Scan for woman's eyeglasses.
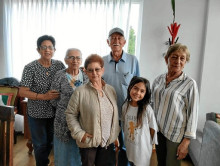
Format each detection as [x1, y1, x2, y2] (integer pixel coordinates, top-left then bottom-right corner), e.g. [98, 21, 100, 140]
[86, 68, 102, 73]
[40, 45, 55, 50]
[66, 56, 81, 61]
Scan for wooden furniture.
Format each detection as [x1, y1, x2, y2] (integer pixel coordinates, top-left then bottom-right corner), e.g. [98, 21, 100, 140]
[0, 86, 20, 144]
[0, 105, 15, 166]
[0, 86, 32, 154]
[0, 86, 19, 113]
[20, 99, 33, 154]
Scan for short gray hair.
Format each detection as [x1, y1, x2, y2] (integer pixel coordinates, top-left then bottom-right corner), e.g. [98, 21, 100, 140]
[165, 43, 190, 62]
[65, 48, 82, 59]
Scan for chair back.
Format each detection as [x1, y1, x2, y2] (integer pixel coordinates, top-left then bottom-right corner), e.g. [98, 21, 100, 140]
[0, 105, 15, 166]
[0, 86, 19, 106]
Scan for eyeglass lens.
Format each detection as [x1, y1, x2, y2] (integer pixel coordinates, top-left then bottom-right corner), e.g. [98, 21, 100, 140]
[67, 56, 81, 61]
[40, 45, 54, 50]
[87, 68, 102, 73]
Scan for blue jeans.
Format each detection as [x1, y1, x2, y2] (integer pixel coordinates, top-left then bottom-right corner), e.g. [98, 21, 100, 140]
[54, 135, 81, 166]
[118, 121, 129, 166]
[28, 116, 54, 166]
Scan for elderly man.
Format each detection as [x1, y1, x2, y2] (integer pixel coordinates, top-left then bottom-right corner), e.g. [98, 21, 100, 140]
[102, 27, 140, 166]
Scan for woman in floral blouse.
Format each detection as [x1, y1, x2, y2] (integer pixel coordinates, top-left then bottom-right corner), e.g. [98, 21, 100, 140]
[19, 35, 65, 166]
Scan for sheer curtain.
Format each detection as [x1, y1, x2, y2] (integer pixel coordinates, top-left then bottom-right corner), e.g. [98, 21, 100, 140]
[3, 0, 143, 79]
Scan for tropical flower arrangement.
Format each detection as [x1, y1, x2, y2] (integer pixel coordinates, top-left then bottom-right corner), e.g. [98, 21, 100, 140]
[167, 0, 180, 45]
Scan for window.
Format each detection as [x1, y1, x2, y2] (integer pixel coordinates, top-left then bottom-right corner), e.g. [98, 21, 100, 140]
[3, 0, 143, 79]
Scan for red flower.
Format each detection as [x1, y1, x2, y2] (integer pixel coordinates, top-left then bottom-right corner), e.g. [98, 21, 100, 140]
[168, 22, 181, 45]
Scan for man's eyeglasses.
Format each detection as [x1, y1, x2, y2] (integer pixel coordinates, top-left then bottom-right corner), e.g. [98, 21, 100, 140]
[86, 68, 102, 73]
[66, 56, 81, 61]
[40, 45, 55, 50]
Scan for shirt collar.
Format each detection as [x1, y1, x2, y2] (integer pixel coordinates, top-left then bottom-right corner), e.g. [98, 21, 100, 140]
[107, 51, 126, 63]
[88, 79, 106, 89]
[178, 72, 186, 81]
[164, 72, 186, 82]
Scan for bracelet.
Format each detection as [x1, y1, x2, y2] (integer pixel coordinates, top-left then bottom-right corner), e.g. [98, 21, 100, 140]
[36, 93, 38, 100]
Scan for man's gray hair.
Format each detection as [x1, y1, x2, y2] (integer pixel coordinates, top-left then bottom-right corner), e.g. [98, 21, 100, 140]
[65, 48, 82, 59]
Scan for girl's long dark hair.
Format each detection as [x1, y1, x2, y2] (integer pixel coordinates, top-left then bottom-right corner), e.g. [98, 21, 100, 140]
[124, 76, 151, 128]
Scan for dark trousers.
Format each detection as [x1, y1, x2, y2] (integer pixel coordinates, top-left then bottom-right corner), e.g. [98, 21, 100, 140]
[118, 128, 129, 166]
[28, 116, 54, 166]
[156, 132, 181, 166]
[79, 143, 116, 166]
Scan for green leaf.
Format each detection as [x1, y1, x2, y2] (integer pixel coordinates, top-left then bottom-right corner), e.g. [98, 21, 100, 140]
[171, 0, 175, 21]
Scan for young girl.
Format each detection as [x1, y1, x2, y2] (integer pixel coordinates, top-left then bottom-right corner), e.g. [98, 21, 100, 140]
[122, 76, 158, 166]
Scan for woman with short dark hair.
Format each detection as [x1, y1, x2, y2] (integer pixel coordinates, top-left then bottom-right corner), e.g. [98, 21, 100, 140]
[19, 35, 65, 166]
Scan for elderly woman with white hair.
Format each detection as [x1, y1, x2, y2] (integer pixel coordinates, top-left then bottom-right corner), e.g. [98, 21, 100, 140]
[50, 48, 88, 166]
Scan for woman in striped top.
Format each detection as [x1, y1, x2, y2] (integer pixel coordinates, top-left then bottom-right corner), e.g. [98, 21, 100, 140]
[152, 43, 199, 166]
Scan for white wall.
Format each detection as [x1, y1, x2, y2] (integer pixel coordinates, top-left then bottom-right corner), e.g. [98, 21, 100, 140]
[198, 0, 220, 130]
[139, 0, 206, 88]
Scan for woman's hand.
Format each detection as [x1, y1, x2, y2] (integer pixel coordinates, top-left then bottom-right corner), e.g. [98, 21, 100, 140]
[177, 138, 190, 160]
[115, 138, 120, 153]
[19, 87, 60, 100]
[42, 90, 60, 100]
[81, 133, 93, 143]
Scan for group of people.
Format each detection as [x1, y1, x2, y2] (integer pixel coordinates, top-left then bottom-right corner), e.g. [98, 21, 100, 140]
[19, 27, 199, 166]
